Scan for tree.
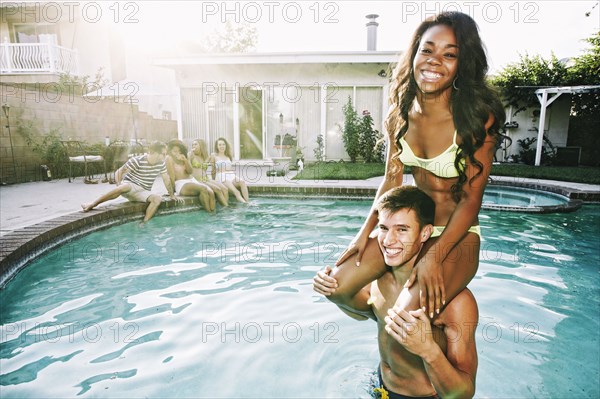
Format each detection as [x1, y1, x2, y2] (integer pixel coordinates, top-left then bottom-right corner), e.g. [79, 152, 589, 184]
[490, 53, 568, 114]
[564, 32, 600, 166]
[203, 21, 258, 53]
[174, 21, 258, 54]
[566, 31, 600, 116]
[341, 96, 360, 162]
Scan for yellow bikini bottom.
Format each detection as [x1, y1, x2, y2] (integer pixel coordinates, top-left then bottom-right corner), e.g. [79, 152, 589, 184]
[431, 225, 481, 238]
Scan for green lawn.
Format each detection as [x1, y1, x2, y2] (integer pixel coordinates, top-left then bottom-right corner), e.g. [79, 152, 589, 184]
[294, 162, 600, 184]
[294, 162, 385, 180]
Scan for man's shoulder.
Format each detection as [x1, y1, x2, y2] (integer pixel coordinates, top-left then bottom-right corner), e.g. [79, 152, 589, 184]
[439, 288, 478, 324]
[128, 154, 146, 164]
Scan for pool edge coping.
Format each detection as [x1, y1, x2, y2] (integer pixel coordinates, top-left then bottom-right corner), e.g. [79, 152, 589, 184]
[0, 181, 597, 288]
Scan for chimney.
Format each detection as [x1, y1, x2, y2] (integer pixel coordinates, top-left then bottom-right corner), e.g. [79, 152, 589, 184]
[366, 14, 379, 51]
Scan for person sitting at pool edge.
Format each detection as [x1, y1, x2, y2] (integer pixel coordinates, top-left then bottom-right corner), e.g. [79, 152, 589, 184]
[313, 186, 479, 399]
[166, 139, 221, 212]
[210, 137, 249, 204]
[82, 141, 181, 225]
[188, 138, 229, 207]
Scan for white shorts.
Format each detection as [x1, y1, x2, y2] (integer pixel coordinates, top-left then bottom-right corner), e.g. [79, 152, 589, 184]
[121, 182, 154, 203]
[175, 177, 200, 194]
[216, 172, 237, 183]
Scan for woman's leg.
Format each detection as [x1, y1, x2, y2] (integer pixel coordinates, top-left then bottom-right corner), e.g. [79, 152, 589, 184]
[206, 180, 228, 207]
[234, 178, 249, 202]
[224, 180, 246, 203]
[180, 183, 215, 212]
[328, 236, 388, 313]
[214, 181, 229, 203]
[395, 232, 480, 317]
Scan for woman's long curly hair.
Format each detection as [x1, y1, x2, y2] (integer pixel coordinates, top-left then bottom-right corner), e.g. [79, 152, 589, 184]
[385, 12, 505, 201]
[192, 139, 209, 161]
[214, 137, 233, 160]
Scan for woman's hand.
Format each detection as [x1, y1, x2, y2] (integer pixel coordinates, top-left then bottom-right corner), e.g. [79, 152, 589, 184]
[404, 253, 446, 318]
[312, 266, 338, 296]
[170, 195, 185, 204]
[335, 230, 371, 267]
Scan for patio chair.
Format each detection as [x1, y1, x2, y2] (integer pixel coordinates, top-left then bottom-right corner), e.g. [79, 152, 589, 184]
[60, 140, 107, 183]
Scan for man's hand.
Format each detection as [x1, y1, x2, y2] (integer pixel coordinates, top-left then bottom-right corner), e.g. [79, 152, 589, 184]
[384, 307, 439, 360]
[312, 266, 338, 296]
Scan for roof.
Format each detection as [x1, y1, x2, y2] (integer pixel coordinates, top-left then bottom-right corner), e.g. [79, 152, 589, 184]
[154, 51, 401, 67]
[534, 85, 600, 94]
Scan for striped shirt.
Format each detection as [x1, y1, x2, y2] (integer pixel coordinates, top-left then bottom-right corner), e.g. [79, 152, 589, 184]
[122, 155, 167, 191]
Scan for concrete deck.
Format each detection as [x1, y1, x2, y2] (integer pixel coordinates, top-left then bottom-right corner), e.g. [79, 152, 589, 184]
[0, 165, 387, 234]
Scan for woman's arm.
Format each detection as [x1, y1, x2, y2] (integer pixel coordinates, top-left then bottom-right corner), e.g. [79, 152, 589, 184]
[432, 137, 494, 260]
[408, 117, 496, 316]
[182, 155, 193, 175]
[336, 134, 404, 266]
[425, 116, 496, 266]
[165, 156, 176, 192]
[209, 154, 216, 180]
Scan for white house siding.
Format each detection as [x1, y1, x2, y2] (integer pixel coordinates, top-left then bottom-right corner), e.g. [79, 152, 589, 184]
[180, 87, 234, 155]
[498, 95, 572, 162]
[169, 59, 393, 161]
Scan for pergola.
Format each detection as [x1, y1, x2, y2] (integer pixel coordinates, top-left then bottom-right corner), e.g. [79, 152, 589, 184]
[533, 85, 600, 166]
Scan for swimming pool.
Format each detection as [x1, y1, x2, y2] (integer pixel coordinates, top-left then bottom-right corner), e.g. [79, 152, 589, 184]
[482, 185, 578, 212]
[1, 199, 598, 397]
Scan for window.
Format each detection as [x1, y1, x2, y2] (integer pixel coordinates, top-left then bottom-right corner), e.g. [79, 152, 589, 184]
[180, 88, 234, 152]
[14, 24, 59, 44]
[324, 86, 383, 161]
[265, 86, 321, 159]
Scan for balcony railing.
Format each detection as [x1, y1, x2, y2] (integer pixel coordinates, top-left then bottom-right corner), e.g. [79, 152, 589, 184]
[0, 43, 79, 75]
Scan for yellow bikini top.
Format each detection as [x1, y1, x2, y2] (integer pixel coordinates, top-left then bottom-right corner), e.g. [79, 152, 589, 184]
[398, 131, 465, 178]
[190, 157, 209, 170]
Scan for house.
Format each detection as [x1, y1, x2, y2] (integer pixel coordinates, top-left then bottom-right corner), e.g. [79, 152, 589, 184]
[156, 51, 398, 162]
[0, 2, 125, 84]
[496, 96, 573, 164]
[0, 2, 176, 120]
[155, 15, 399, 162]
[0, 3, 177, 183]
[497, 85, 600, 166]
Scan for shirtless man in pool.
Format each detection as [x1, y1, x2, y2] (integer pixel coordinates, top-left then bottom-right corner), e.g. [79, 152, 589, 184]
[313, 186, 479, 398]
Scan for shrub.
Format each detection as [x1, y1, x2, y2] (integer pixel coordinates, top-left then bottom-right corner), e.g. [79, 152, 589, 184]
[341, 96, 360, 162]
[358, 110, 385, 163]
[513, 136, 557, 165]
[313, 134, 325, 162]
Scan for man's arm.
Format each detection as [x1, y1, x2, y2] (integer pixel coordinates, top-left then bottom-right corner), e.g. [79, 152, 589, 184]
[161, 172, 177, 200]
[335, 284, 375, 321]
[313, 266, 375, 321]
[115, 165, 129, 185]
[386, 290, 478, 398]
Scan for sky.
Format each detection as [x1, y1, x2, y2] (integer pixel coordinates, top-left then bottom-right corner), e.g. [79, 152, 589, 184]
[118, 0, 600, 73]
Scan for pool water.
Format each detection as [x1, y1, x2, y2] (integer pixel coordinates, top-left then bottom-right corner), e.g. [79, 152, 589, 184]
[483, 185, 569, 207]
[1, 200, 599, 398]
